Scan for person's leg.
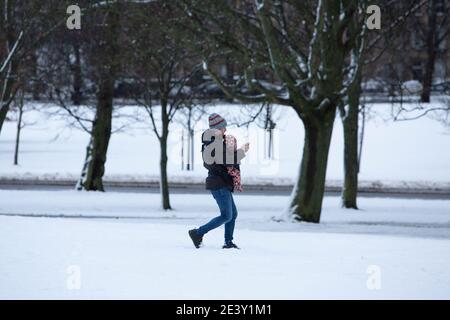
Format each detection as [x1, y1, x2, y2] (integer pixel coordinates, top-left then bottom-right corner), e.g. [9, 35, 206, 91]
[224, 194, 238, 244]
[197, 188, 233, 238]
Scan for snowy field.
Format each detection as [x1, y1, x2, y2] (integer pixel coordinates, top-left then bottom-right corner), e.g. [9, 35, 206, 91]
[0, 102, 449, 189]
[1, 101, 449, 299]
[1, 190, 450, 299]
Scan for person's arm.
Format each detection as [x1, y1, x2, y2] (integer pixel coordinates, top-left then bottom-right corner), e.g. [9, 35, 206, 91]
[232, 143, 249, 165]
[236, 143, 249, 163]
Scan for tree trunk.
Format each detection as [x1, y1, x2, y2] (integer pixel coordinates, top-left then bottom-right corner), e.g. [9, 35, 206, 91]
[0, 103, 10, 134]
[190, 128, 194, 170]
[0, 60, 18, 135]
[341, 74, 361, 209]
[76, 137, 93, 190]
[13, 93, 23, 165]
[185, 108, 194, 171]
[78, 5, 119, 191]
[82, 79, 113, 191]
[30, 52, 40, 100]
[358, 105, 366, 173]
[289, 107, 336, 223]
[0, 0, 16, 135]
[71, 43, 83, 105]
[421, 0, 437, 103]
[181, 131, 185, 170]
[160, 134, 172, 210]
[159, 101, 172, 210]
[186, 131, 191, 171]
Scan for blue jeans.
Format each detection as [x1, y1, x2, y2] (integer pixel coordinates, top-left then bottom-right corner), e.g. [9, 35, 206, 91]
[197, 187, 238, 244]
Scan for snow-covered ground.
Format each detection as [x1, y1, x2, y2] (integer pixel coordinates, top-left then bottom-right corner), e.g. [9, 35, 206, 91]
[0, 102, 449, 189]
[1, 190, 450, 299]
[1, 101, 449, 299]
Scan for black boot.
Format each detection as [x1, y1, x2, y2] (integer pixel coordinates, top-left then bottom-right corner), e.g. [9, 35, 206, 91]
[222, 242, 240, 249]
[188, 229, 203, 248]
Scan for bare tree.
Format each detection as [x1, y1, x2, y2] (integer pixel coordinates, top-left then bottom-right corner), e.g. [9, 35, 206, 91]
[390, 93, 450, 122]
[418, 0, 448, 102]
[234, 103, 279, 160]
[0, 0, 22, 134]
[340, 0, 430, 209]
[177, 104, 206, 171]
[74, 1, 122, 191]
[13, 87, 24, 165]
[38, 1, 124, 191]
[180, 0, 370, 222]
[124, 1, 201, 209]
[0, 0, 66, 135]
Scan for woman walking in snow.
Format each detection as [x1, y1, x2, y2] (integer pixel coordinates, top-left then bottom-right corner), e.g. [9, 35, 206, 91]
[189, 113, 249, 249]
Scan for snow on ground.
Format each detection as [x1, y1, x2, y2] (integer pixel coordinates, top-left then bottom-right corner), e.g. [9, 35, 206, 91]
[1, 190, 450, 299]
[0, 102, 449, 188]
[1, 101, 449, 298]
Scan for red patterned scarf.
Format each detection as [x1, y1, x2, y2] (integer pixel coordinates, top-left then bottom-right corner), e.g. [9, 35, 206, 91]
[224, 135, 243, 192]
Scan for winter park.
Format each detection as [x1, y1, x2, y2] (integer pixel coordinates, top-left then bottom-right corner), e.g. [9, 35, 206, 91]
[1, 1, 450, 301]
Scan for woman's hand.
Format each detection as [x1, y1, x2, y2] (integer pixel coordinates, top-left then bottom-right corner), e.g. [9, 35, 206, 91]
[241, 143, 250, 152]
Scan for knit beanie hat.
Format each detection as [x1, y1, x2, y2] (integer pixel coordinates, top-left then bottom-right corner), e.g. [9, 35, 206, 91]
[209, 113, 227, 130]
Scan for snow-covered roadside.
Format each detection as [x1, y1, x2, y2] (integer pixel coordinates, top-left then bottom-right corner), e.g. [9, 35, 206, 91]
[1, 190, 449, 299]
[1, 175, 450, 194]
[1, 189, 450, 238]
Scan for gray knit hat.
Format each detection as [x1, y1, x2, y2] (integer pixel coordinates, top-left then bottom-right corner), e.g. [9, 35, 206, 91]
[209, 113, 227, 129]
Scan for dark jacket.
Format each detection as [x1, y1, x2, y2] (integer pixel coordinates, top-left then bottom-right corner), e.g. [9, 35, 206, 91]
[201, 129, 245, 192]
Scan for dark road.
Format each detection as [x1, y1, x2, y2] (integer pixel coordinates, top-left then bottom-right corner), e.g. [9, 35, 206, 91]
[1, 180, 449, 200]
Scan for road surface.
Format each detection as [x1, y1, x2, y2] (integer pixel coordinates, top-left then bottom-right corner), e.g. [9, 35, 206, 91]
[1, 180, 449, 200]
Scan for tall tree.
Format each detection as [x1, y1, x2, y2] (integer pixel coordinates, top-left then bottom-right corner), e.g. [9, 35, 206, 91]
[13, 87, 24, 165]
[419, 0, 448, 102]
[181, 0, 369, 222]
[1, 0, 21, 134]
[0, 0, 64, 135]
[125, 2, 201, 209]
[178, 104, 206, 171]
[340, 71, 362, 209]
[340, 0, 430, 209]
[77, 2, 121, 191]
